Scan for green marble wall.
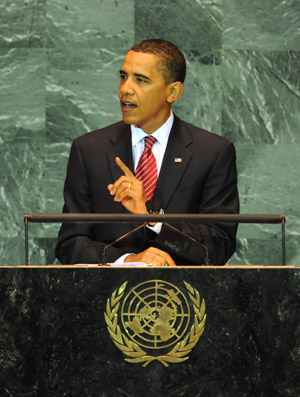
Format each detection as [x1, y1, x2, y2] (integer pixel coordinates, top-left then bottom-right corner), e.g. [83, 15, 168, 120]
[0, 0, 299, 266]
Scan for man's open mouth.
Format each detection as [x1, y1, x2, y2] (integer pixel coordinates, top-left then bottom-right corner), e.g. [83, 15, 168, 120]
[122, 101, 137, 108]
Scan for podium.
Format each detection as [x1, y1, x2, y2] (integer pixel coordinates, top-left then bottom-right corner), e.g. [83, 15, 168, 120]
[0, 266, 299, 396]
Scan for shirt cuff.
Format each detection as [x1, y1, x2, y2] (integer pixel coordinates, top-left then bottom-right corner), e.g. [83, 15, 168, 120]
[114, 253, 134, 264]
[147, 222, 162, 234]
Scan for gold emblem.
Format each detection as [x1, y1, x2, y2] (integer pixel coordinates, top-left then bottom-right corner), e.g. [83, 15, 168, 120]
[104, 280, 206, 367]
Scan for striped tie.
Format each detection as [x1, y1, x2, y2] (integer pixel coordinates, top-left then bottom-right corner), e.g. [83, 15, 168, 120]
[135, 136, 158, 200]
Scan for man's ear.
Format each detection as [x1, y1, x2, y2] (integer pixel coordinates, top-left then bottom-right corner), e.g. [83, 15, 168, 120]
[167, 82, 184, 104]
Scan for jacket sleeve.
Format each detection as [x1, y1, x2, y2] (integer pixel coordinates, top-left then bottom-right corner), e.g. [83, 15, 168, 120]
[55, 139, 133, 264]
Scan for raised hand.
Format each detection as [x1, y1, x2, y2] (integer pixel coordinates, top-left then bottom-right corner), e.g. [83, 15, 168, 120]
[107, 157, 148, 214]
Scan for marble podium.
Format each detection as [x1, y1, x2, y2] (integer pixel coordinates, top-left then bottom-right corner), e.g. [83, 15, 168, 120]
[0, 266, 299, 397]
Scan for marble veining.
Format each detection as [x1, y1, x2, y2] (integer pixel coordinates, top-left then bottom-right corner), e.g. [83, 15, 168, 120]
[0, 268, 299, 396]
[0, 0, 299, 266]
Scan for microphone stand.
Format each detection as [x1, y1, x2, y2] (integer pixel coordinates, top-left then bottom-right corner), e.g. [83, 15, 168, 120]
[101, 217, 210, 266]
[146, 198, 211, 266]
[163, 222, 211, 266]
[101, 223, 145, 266]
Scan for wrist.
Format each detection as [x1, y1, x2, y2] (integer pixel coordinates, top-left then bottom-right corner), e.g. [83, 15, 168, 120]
[124, 254, 136, 263]
[147, 206, 164, 226]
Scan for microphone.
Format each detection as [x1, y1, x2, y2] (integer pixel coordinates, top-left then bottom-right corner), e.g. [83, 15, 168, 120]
[146, 199, 211, 266]
[101, 223, 145, 266]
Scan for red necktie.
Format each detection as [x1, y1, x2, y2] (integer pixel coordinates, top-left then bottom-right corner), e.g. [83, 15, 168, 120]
[135, 136, 158, 200]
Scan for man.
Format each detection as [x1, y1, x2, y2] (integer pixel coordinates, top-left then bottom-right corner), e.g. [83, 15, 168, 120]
[55, 39, 239, 266]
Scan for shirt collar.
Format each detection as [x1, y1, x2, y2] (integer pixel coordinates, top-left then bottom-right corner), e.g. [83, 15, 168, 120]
[131, 111, 174, 149]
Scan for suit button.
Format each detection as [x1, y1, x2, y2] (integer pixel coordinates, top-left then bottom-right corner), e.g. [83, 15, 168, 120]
[164, 241, 179, 251]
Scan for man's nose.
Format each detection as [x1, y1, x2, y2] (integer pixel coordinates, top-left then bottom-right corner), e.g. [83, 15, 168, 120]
[119, 78, 135, 95]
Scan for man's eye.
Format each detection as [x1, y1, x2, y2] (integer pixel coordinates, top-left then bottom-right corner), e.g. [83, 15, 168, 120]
[137, 77, 146, 83]
[120, 74, 126, 80]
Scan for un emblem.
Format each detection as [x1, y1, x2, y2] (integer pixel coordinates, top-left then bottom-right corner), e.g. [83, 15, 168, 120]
[104, 280, 206, 367]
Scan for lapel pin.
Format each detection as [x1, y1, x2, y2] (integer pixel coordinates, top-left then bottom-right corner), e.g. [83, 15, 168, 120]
[174, 158, 182, 163]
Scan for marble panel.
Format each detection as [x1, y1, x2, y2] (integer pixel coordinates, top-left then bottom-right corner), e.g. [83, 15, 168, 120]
[27, 237, 58, 265]
[1, 0, 300, 268]
[135, 0, 222, 54]
[224, 0, 300, 50]
[46, 0, 134, 48]
[0, 0, 46, 48]
[43, 142, 69, 213]
[0, 236, 58, 266]
[229, 143, 300, 266]
[222, 50, 300, 144]
[230, 233, 300, 267]
[0, 48, 46, 143]
[40, 143, 68, 240]
[0, 237, 23, 266]
[46, 48, 124, 144]
[0, 142, 45, 239]
[236, 144, 300, 218]
[173, 50, 222, 134]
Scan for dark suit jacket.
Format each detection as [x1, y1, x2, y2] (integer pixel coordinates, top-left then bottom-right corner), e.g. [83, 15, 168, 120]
[55, 115, 239, 265]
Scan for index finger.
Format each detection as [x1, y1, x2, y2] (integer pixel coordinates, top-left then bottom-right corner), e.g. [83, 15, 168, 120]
[115, 157, 134, 178]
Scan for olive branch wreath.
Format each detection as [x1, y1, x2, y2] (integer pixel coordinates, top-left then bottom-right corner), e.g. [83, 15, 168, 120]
[104, 280, 206, 367]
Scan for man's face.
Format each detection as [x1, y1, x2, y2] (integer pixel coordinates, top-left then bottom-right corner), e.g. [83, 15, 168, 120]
[119, 50, 172, 134]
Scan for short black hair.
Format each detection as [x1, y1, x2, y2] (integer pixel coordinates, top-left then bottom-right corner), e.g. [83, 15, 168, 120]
[130, 39, 186, 84]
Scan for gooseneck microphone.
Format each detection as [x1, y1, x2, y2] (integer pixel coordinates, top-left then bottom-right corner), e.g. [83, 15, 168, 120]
[101, 197, 212, 266]
[146, 199, 211, 266]
[101, 223, 145, 266]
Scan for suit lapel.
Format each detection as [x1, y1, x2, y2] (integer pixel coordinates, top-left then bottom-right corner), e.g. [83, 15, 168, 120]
[106, 123, 134, 182]
[154, 116, 193, 208]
